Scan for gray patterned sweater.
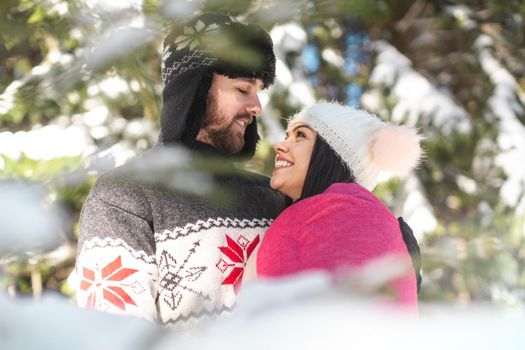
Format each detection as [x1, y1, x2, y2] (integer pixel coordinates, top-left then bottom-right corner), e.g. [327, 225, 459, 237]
[75, 150, 286, 328]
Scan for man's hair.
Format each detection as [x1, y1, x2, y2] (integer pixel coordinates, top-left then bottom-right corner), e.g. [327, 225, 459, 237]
[299, 135, 355, 200]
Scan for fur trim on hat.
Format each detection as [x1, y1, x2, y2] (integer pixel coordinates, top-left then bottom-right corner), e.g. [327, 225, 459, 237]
[211, 20, 276, 89]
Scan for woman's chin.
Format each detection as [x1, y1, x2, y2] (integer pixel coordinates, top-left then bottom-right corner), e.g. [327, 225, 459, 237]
[270, 178, 286, 195]
[269, 177, 279, 191]
[271, 177, 300, 200]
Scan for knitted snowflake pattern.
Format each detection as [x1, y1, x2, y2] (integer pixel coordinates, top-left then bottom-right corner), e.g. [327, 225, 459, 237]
[161, 15, 237, 84]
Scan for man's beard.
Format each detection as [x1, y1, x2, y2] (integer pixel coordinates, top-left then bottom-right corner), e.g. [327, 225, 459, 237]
[202, 96, 252, 154]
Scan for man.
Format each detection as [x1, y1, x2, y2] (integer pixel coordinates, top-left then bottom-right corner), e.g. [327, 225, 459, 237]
[75, 13, 287, 328]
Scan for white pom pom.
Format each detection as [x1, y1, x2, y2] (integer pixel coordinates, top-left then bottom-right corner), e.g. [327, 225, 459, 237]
[371, 125, 422, 175]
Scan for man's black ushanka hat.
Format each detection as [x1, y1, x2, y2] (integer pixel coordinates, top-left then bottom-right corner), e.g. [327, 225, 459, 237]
[159, 13, 276, 158]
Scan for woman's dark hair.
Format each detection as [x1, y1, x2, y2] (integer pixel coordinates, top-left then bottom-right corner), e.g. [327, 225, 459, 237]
[299, 135, 355, 200]
[299, 134, 422, 294]
[398, 217, 422, 294]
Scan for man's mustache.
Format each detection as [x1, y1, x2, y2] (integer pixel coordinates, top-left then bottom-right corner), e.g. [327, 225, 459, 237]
[234, 113, 254, 125]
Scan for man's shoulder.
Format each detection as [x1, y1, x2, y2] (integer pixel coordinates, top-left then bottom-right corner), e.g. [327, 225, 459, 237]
[90, 149, 161, 198]
[85, 165, 155, 219]
[91, 171, 144, 199]
[235, 169, 270, 186]
[231, 170, 286, 200]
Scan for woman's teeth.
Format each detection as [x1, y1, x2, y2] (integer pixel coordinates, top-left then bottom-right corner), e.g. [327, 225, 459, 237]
[275, 160, 292, 168]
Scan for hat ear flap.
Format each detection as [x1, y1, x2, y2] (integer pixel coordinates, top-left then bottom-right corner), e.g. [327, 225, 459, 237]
[370, 125, 422, 176]
[160, 68, 207, 144]
[181, 70, 214, 147]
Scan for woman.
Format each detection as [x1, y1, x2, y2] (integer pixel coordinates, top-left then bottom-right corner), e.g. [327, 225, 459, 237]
[257, 102, 422, 306]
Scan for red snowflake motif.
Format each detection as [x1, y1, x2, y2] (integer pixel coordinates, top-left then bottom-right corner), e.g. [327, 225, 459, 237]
[80, 256, 138, 311]
[216, 234, 260, 294]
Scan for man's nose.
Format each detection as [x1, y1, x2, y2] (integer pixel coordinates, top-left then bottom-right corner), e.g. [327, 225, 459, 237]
[246, 94, 262, 117]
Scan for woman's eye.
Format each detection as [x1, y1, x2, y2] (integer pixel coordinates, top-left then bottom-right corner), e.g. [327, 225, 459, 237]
[296, 131, 305, 138]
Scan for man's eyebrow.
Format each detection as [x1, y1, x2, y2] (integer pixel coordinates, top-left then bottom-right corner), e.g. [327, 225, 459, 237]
[237, 78, 264, 89]
[237, 78, 258, 84]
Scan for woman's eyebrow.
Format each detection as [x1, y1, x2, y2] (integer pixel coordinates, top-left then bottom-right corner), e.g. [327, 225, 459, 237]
[290, 124, 314, 133]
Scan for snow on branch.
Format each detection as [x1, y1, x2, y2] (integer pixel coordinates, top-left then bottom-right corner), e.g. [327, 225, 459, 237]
[475, 34, 525, 207]
[400, 174, 438, 239]
[261, 23, 317, 144]
[362, 41, 471, 136]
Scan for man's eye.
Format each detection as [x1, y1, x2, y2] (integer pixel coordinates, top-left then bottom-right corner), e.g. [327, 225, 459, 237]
[237, 88, 248, 95]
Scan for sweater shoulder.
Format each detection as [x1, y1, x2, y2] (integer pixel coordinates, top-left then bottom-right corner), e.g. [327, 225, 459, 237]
[233, 169, 271, 187]
[88, 171, 153, 221]
[217, 170, 287, 215]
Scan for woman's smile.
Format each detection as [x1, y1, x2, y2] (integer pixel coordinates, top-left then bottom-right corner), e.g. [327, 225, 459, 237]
[274, 156, 294, 171]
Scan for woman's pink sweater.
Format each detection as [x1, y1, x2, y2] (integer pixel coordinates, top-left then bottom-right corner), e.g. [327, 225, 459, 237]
[257, 183, 417, 306]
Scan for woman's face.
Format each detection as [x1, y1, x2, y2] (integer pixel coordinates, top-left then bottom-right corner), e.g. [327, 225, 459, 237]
[270, 122, 316, 200]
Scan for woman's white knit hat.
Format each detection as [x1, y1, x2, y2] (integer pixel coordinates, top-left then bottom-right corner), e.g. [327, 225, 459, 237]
[290, 102, 422, 191]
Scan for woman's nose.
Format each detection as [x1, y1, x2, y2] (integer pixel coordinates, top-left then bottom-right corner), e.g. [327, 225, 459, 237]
[274, 140, 288, 153]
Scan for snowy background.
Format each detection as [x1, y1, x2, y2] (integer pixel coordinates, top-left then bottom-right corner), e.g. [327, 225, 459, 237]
[1, 0, 525, 348]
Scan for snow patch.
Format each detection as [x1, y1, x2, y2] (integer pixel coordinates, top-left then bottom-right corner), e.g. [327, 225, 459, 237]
[363, 41, 471, 135]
